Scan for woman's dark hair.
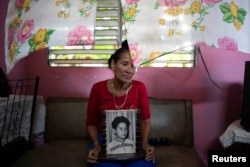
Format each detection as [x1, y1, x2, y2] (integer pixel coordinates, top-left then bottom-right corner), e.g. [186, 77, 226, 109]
[108, 40, 130, 69]
[108, 48, 129, 69]
[111, 116, 130, 138]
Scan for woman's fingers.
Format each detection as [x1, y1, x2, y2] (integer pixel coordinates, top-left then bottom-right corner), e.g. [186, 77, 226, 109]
[143, 144, 155, 161]
[145, 151, 155, 161]
[87, 150, 99, 163]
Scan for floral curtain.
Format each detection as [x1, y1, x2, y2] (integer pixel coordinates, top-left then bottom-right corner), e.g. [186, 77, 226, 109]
[5, 0, 97, 73]
[5, 0, 250, 72]
[121, 0, 250, 66]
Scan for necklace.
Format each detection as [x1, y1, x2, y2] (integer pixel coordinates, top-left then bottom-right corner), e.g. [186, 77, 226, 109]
[112, 83, 129, 110]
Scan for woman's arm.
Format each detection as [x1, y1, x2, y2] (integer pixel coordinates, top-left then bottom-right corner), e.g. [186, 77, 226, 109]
[86, 84, 101, 163]
[141, 119, 155, 162]
[141, 119, 151, 146]
[87, 125, 100, 146]
[138, 82, 155, 161]
[87, 125, 101, 163]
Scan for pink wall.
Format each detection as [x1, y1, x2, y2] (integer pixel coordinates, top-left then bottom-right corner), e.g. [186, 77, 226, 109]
[1, 1, 250, 165]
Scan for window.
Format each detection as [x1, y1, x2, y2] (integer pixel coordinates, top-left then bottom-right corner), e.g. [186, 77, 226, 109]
[48, 0, 122, 67]
[48, 0, 196, 68]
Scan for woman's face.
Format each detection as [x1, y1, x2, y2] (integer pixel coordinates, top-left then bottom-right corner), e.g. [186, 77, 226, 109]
[112, 51, 135, 83]
[115, 122, 128, 139]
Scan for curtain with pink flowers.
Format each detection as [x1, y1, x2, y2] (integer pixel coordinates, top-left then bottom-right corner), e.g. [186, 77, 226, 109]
[5, 0, 97, 73]
[5, 0, 250, 72]
[121, 0, 250, 66]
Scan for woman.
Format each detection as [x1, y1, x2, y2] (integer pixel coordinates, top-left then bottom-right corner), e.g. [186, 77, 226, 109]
[86, 44, 155, 167]
[107, 116, 135, 154]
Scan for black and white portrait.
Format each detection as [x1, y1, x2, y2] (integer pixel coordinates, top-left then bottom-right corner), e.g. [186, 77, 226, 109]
[104, 109, 139, 155]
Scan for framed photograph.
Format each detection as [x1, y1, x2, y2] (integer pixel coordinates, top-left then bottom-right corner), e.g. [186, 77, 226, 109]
[99, 109, 144, 162]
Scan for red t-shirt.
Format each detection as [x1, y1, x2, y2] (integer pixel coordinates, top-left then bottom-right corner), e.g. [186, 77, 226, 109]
[86, 80, 150, 132]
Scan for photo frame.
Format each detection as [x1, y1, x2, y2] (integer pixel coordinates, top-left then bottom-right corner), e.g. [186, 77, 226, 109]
[98, 109, 145, 162]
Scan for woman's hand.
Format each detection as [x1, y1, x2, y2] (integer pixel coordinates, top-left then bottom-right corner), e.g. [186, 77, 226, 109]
[142, 143, 155, 162]
[87, 144, 101, 163]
